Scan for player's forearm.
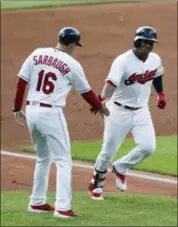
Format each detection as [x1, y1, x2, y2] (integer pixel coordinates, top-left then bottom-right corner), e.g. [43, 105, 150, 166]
[81, 89, 102, 110]
[153, 75, 167, 109]
[13, 77, 28, 111]
[152, 75, 163, 94]
[100, 81, 117, 99]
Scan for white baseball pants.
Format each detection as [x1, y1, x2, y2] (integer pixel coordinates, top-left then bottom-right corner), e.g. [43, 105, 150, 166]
[95, 100, 156, 174]
[26, 105, 71, 211]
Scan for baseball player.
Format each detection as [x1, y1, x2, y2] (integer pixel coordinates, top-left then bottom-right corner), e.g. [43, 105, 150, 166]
[88, 26, 167, 200]
[12, 27, 109, 218]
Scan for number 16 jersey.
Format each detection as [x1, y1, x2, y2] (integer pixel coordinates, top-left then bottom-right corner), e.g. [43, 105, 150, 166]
[18, 48, 91, 107]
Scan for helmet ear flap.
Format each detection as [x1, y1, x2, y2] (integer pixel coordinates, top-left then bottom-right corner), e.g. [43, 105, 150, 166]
[134, 39, 141, 48]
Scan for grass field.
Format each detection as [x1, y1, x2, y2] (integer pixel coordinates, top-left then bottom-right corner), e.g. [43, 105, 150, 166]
[1, 0, 130, 11]
[1, 190, 177, 226]
[21, 135, 177, 176]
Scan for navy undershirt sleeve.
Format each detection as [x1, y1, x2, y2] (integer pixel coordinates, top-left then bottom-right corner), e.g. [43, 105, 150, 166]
[152, 75, 163, 93]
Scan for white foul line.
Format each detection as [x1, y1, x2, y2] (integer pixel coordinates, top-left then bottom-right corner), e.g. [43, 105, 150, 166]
[1, 150, 177, 185]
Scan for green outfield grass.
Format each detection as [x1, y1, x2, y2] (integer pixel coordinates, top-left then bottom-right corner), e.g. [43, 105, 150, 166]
[1, 0, 130, 11]
[21, 135, 177, 176]
[1, 190, 177, 226]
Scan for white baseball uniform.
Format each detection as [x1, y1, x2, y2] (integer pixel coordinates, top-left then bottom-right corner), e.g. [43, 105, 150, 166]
[95, 49, 164, 174]
[18, 47, 91, 211]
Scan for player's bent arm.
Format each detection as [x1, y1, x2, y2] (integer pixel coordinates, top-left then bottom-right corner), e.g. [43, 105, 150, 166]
[13, 77, 28, 112]
[100, 81, 117, 100]
[100, 56, 123, 101]
[88, 81, 116, 116]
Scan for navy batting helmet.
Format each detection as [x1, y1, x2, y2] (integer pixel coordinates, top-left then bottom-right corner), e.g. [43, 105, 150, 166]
[134, 26, 159, 43]
[59, 27, 82, 47]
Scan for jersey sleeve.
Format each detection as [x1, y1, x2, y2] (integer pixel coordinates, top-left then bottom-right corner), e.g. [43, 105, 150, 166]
[154, 55, 164, 78]
[105, 57, 124, 87]
[18, 52, 33, 82]
[67, 63, 91, 94]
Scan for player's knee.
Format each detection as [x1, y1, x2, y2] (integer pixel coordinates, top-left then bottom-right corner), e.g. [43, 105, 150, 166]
[142, 143, 156, 156]
[37, 156, 52, 166]
[54, 156, 71, 168]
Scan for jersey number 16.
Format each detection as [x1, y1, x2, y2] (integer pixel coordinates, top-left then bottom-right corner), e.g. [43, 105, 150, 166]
[36, 70, 57, 95]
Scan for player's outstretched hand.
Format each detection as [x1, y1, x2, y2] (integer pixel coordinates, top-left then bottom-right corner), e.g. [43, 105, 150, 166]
[14, 110, 26, 127]
[98, 102, 110, 117]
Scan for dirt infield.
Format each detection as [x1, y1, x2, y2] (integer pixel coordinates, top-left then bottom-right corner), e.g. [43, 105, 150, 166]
[1, 155, 177, 198]
[1, 2, 177, 197]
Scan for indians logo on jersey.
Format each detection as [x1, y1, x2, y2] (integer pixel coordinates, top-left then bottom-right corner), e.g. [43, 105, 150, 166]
[124, 69, 157, 85]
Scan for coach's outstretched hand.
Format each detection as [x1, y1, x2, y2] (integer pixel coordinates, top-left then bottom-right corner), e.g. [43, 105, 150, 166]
[90, 102, 110, 117]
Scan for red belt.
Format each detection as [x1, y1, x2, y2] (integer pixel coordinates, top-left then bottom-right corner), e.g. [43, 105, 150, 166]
[26, 101, 52, 108]
[114, 101, 141, 111]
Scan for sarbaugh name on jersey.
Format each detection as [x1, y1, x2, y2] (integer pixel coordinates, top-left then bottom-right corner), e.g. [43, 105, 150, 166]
[33, 55, 71, 76]
[124, 69, 157, 85]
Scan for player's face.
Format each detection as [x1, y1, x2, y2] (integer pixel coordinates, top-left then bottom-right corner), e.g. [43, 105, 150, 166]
[140, 40, 155, 54]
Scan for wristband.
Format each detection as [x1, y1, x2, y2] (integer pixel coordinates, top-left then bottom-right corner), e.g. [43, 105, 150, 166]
[158, 92, 165, 96]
